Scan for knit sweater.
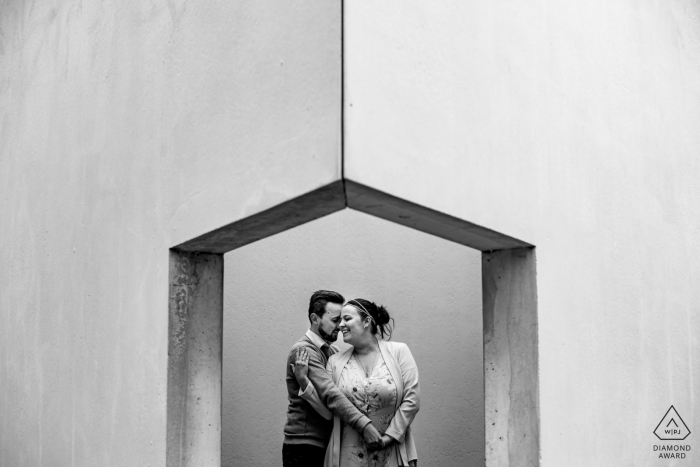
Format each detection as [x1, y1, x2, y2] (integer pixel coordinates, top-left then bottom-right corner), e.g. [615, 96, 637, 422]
[283, 333, 372, 448]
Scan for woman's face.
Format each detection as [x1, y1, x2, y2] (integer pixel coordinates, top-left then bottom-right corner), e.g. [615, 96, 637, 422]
[339, 304, 370, 345]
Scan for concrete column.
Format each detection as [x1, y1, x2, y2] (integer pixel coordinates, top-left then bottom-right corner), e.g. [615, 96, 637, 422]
[167, 251, 224, 467]
[482, 248, 539, 467]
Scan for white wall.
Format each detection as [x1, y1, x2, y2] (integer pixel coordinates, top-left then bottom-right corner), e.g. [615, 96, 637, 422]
[2, 0, 699, 465]
[0, 1, 339, 465]
[223, 209, 483, 467]
[345, 1, 700, 465]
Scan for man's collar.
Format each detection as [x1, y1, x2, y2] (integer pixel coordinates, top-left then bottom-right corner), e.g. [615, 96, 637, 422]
[305, 329, 329, 348]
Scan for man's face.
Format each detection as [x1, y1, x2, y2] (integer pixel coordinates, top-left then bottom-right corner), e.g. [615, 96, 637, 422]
[316, 302, 343, 342]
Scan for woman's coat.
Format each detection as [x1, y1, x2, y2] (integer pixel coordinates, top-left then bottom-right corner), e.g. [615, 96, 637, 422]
[304, 340, 420, 467]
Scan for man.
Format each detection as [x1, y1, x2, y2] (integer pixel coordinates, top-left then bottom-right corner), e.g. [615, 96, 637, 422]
[283, 290, 382, 467]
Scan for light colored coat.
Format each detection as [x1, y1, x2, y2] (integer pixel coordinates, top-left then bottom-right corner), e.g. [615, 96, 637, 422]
[304, 340, 420, 467]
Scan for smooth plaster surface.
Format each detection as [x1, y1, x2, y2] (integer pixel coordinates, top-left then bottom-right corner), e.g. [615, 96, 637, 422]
[0, 1, 340, 465]
[345, 1, 700, 464]
[2, 0, 699, 465]
[222, 209, 484, 467]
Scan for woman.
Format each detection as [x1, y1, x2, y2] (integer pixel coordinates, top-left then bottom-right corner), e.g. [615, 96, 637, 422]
[294, 299, 419, 467]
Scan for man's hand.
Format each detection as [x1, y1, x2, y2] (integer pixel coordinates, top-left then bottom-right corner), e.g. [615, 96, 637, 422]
[362, 423, 383, 451]
[290, 347, 310, 390]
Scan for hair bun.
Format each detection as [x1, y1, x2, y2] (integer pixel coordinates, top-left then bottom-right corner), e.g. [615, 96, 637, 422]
[374, 305, 391, 326]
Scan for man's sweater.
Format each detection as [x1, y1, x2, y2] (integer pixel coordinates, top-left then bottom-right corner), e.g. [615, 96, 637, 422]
[283, 333, 371, 448]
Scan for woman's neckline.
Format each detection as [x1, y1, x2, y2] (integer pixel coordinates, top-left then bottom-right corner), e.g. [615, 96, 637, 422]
[352, 338, 380, 356]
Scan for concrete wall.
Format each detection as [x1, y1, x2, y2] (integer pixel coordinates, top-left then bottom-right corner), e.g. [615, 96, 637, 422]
[222, 209, 483, 467]
[345, 1, 700, 465]
[2, 0, 699, 465]
[0, 1, 340, 465]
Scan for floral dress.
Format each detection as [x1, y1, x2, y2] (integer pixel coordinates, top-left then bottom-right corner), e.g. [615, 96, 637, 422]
[338, 354, 399, 467]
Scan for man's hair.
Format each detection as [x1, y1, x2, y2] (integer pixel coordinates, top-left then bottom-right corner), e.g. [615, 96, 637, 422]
[308, 290, 345, 323]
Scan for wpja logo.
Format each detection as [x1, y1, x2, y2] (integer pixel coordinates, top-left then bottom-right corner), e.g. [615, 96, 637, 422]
[653, 406, 691, 459]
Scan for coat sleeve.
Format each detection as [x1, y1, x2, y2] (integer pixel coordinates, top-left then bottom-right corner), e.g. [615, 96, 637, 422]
[384, 343, 420, 443]
[305, 345, 371, 434]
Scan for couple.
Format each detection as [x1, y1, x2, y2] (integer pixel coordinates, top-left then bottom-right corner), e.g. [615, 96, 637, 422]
[283, 290, 420, 467]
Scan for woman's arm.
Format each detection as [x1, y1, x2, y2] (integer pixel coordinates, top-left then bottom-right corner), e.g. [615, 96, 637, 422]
[383, 343, 420, 444]
[291, 348, 333, 420]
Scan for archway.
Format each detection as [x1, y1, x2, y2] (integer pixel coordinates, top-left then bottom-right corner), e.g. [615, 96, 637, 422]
[167, 180, 539, 467]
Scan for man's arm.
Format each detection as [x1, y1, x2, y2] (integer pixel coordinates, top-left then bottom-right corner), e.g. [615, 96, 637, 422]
[292, 346, 383, 450]
[292, 347, 332, 420]
[304, 345, 371, 434]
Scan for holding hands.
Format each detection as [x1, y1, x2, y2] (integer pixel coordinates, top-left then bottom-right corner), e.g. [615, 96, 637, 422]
[365, 432, 396, 451]
[291, 348, 396, 453]
[362, 424, 384, 451]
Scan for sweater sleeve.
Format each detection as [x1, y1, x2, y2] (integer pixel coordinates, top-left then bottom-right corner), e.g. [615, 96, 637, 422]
[384, 343, 420, 443]
[299, 382, 333, 420]
[305, 346, 371, 433]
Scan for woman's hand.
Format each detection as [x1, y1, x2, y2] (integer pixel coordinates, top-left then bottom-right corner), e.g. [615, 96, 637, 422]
[380, 434, 394, 449]
[291, 347, 310, 389]
[367, 434, 395, 451]
[363, 424, 383, 451]
[408, 460, 417, 467]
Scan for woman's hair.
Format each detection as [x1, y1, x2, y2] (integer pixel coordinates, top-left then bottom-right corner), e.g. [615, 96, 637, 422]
[346, 298, 394, 340]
